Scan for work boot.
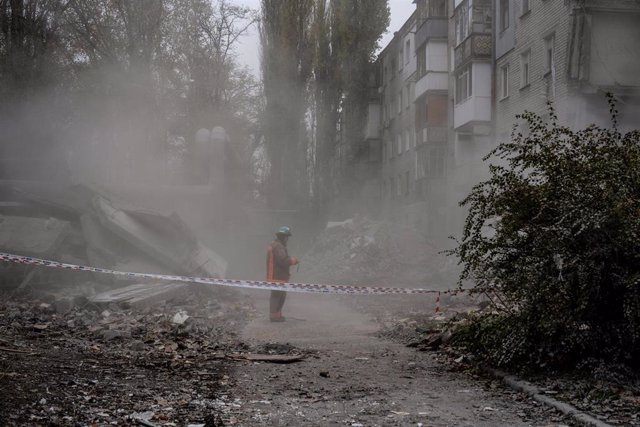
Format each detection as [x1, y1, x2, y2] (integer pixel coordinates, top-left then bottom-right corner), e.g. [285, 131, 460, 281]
[269, 312, 285, 322]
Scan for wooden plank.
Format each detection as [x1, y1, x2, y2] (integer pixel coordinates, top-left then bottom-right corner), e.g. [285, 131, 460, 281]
[231, 353, 305, 363]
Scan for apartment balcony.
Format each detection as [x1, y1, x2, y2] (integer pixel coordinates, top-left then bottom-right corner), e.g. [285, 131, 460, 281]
[415, 71, 448, 98]
[415, 17, 447, 47]
[453, 95, 491, 131]
[454, 34, 492, 70]
[419, 126, 447, 144]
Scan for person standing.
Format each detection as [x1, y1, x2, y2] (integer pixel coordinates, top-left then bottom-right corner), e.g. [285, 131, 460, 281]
[266, 226, 299, 322]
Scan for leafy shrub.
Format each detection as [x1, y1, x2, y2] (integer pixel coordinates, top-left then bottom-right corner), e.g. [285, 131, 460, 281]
[450, 97, 640, 369]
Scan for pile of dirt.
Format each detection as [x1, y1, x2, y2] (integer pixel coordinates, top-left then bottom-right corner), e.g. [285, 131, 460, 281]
[298, 217, 457, 288]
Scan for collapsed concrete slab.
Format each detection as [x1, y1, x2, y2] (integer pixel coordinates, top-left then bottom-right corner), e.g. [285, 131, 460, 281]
[0, 180, 227, 290]
[92, 196, 227, 278]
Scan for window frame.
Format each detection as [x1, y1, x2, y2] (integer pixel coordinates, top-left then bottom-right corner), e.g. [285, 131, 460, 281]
[404, 130, 410, 152]
[500, 63, 510, 100]
[405, 39, 411, 64]
[500, 0, 510, 32]
[520, 49, 531, 88]
[455, 65, 472, 104]
[544, 33, 555, 75]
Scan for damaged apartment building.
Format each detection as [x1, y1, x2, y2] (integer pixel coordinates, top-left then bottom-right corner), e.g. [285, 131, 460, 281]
[351, 0, 640, 240]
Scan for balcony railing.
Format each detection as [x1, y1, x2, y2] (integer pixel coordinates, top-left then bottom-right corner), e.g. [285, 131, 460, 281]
[454, 34, 492, 70]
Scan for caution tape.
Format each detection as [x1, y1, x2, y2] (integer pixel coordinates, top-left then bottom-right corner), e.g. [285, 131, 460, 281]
[0, 252, 448, 296]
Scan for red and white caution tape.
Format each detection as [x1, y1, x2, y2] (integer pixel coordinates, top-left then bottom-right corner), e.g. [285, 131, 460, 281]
[0, 252, 446, 296]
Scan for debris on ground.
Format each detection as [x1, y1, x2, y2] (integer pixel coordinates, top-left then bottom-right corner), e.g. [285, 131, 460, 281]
[299, 216, 456, 288]
[0, 285, 255, 426]
[377, 309, 640, 426]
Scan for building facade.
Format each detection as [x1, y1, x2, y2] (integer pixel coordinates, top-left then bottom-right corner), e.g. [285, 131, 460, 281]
[494, 0, 640, 141]
[379, 12, 420, 224]
[350, 0, 640, 240]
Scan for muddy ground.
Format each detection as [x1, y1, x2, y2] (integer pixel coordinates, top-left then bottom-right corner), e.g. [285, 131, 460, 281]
[0, 283, 583, 427]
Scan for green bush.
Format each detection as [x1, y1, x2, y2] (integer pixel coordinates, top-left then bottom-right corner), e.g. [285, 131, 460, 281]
[450, 97, 640, 369]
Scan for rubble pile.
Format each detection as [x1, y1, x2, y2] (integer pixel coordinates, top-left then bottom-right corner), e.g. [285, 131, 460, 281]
[299, 217, 456, 288]
[0, 180, 226, 292]
[0, 288, 254, 426]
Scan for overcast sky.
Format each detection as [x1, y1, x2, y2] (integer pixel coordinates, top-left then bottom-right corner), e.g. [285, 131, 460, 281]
[233, 0, 416, 77]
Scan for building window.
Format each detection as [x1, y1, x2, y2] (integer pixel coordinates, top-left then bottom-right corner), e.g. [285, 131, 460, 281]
[500, 0, 509, 32]
[398, 49, 403, 71]
[397, 175, 402, 197]
[521, 0, 530, 15]
[455, 66, 472, 104]
[417, 45, 426, 77]
[405, 171, 410, 195]
[405, 84, 410, 109]
[520, 50, 531, 87]
[405, 39, 411, 64]
[397, 134, 402, 155]
[398, 91, 403, 114]
[404, 130, 410, 152]
[545, 33, 555, 75]
[500, 64, 509, 100]
[454, 4, 469, 46]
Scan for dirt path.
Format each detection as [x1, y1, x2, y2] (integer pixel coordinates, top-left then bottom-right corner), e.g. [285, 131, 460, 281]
[227, 291, 564, 426]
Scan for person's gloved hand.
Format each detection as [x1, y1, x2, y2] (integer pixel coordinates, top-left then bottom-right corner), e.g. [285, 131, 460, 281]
[290, 256, 299, 266]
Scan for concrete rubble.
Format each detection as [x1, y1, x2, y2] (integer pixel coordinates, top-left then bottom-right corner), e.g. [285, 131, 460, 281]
[299, 216, 457, 288]
[0, 180, 227, 298]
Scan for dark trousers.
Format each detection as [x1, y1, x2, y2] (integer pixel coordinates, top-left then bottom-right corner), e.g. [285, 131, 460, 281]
[269, 290, 287, 316]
